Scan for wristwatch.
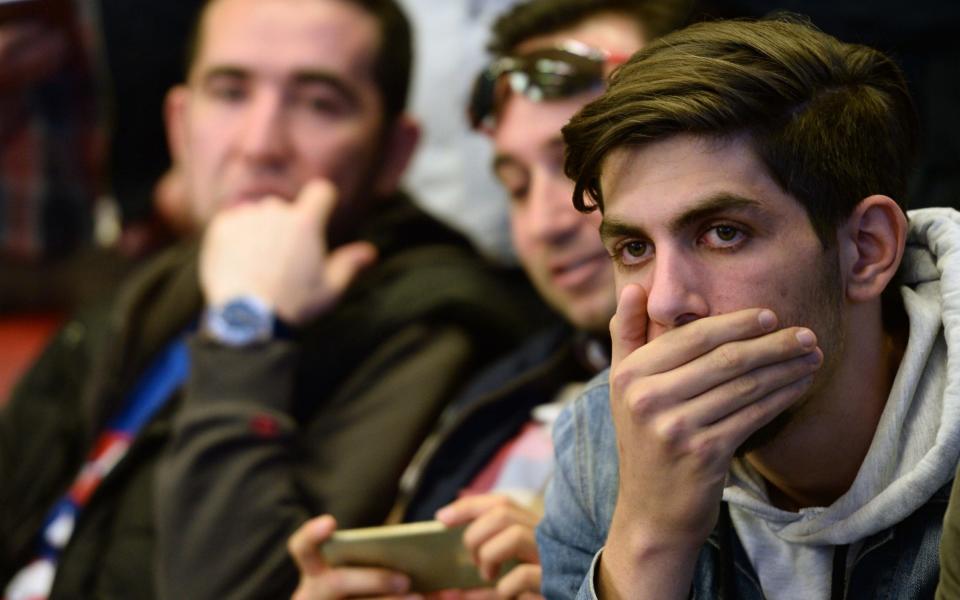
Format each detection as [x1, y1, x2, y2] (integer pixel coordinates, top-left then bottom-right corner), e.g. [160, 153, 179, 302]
[202, 296, 277, 347]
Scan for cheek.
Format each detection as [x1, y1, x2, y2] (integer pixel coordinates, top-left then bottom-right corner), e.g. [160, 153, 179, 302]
[293, 126, 378, 182]
[509, 207, 533, 258]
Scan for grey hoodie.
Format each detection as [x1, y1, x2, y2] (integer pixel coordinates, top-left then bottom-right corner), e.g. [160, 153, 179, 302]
[725, 207, 960, 599]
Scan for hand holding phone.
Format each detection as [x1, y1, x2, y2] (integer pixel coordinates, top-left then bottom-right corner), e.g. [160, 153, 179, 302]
[322, 520, 510, 594]
[289, 515, 417, 599]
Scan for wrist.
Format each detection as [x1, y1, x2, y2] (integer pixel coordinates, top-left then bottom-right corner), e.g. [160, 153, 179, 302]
[596, 507, 704, 599]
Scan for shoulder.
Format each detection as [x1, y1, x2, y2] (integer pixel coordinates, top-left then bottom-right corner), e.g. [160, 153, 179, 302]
[348, 200, 551, 345]
[553, 371, 615, 458]
[448, 323, 574, 408]
[552, 370, 618, 524]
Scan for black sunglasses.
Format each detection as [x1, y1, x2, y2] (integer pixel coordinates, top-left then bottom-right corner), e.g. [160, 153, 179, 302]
[468, 40, 625, 131]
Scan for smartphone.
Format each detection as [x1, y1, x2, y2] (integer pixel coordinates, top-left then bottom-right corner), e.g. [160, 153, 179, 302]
[322, 520, 517, 593]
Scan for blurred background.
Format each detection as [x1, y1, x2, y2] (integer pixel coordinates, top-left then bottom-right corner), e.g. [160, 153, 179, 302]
[0, 0, 957, 401]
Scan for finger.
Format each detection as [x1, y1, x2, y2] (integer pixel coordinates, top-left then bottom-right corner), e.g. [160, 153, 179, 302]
[610, 284, 648, 368]
[316, 566, 413, 598]
[688, 369, 818, 461]
[475, 525, 538, 581]
[495, 564, 542, 599]
[296, 179, 339, 229]
[435, 494, 514, 526]
[288, 515, 336, 576]
[325, 241, 378, 294]
[627, 307, 781, 377]
[630, 326, 819, 415]
[462, 503, 538, 557]
[655, 347, 823, 438]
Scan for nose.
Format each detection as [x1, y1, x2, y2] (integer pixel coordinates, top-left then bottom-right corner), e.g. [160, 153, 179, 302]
[237, 89, 291, 168]
[526, 171, 581, 244]
[644, 246, 709, 334]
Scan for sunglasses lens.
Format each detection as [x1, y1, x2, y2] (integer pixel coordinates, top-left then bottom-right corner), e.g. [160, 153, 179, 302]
[469, 47, 606, 129]
[468, 69, 498, 129]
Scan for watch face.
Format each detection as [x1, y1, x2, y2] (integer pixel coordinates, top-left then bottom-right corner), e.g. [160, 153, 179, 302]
[206, 296, 274, 346]
[223, 301, 263, 329]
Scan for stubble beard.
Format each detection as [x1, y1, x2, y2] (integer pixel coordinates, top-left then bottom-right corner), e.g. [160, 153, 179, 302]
[737, 247, 846, 455]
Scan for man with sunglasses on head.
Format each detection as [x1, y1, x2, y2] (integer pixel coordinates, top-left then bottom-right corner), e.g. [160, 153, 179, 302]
[286, 1, 689, 598]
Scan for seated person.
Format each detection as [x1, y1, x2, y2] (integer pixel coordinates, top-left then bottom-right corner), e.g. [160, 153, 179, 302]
[285, 1, 689, 597]
[0, 0, 545, 598]
[536, 16, 960, 600]
[0, 6, 97, 264]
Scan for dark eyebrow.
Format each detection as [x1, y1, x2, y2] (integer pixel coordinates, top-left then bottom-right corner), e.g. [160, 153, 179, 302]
[198, 66, 361, 108]
[670, 193, 764, 233]
[599, 193, 764, 242]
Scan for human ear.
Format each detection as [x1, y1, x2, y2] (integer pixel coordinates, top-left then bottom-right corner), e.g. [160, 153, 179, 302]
[373, 113, 420, 196]
[839, 195, 907, 303]
[164, 85, 191, 168]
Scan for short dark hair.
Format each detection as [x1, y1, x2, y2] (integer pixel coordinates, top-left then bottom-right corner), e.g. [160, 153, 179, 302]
[562, 16, 919, 245]
[185, 0, 412, 124]
[488, 0, 692, 56]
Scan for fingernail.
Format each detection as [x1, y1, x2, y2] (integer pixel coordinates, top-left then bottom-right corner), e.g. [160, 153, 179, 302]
[796, 329, 816, 348]
[435, 507, 452, 522]
[758, 310, 776, 330]
[806, 350, 822, 365]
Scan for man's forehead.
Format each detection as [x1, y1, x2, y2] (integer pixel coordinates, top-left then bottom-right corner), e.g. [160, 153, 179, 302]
[598, 134, 791, 222]
[193, 0, 380, 81]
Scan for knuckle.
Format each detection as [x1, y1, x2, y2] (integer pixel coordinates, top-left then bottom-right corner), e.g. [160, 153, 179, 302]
[504, 523, 527, 545]
[491, 504, 512, 525]
[653, 414, 686, 445]
[714, 344, 743, 371]
[627, 388, 660, 420]
[734, 374, 759, 398]
[629, 394, 657, 421]
[689, 435, 723, 466]
[684, 325, 711, 352]
[609, 367, 633, 396]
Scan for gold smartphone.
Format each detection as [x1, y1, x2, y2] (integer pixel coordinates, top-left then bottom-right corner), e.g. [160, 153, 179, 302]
[322, 520, 516, 593]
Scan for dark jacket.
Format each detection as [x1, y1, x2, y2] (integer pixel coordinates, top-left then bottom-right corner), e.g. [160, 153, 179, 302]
[0, 196, 546, 599]
[399, 323, 603, 523]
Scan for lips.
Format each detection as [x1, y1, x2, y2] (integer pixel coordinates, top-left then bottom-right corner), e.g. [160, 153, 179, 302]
[550, 251, 609, 290]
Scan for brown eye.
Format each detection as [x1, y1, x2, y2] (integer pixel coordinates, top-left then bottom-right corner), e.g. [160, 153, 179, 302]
[716, 225, 738, 241]
[624, 241, 647, 257]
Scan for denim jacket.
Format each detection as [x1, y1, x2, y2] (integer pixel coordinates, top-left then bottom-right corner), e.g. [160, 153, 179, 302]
[537, 375, 950, 600]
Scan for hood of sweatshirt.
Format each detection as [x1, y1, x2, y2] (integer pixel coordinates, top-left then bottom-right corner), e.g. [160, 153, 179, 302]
[722, 207, 960, 596]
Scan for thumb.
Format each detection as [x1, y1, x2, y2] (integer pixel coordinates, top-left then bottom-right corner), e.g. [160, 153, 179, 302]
[325, 241, 378, 295]
[610, 284, 648, 368]
[295, 179, 338, 229]
[288, 515, 336, 576]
